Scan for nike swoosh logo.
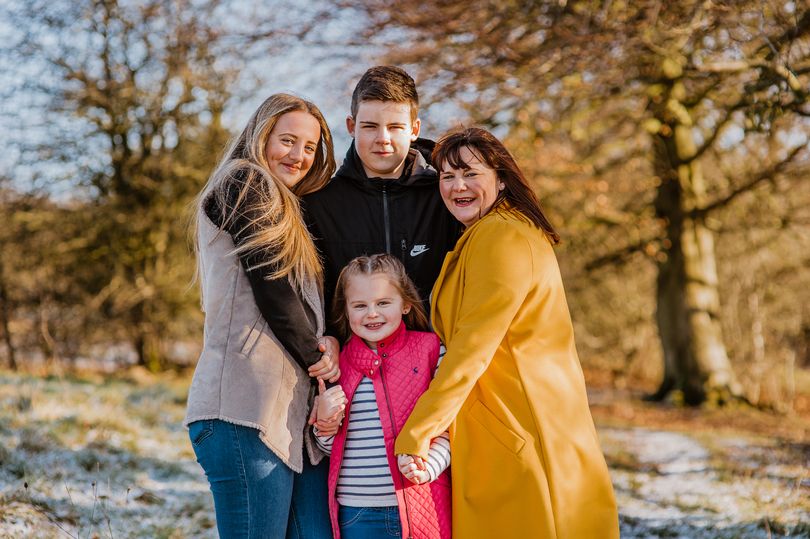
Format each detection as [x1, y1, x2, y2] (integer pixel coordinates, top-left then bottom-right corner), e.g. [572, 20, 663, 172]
[410, 245, 429, 257]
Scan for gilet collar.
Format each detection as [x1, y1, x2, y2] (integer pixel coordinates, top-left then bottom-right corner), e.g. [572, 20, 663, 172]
[343, 321, 408, 377]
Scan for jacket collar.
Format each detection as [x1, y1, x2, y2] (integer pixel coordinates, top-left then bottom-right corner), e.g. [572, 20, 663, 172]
[334, 140, 438, 192]
[343, 321, 408, 376]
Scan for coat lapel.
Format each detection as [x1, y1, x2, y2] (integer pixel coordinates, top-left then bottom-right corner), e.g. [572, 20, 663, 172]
[298, 277, 324, 337]
[429, 207, 506, 343]
[430, 250, 455, 341]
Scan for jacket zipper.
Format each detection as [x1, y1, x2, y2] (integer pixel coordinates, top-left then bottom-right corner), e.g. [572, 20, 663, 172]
[382, 184, 391, 253]
[401, 238, 407, 262]
[379, 368, 414, 539]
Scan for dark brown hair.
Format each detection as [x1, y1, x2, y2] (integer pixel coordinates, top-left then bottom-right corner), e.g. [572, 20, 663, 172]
[350, 66, 419, 121]
[332, 254, 429, 343]
[433, 127, 560, 244]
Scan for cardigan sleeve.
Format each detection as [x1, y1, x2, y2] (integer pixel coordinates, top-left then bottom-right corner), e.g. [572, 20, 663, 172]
[394, 219, 533, 458]
[204, 177, 324, 380]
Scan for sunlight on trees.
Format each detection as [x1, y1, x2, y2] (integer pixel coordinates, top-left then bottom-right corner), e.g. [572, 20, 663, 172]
[0, 0, 305, 371]
[339, 0, 810, 406]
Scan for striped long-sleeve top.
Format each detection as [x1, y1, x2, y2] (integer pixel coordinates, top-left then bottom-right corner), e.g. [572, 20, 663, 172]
[315, 351, 451, 507]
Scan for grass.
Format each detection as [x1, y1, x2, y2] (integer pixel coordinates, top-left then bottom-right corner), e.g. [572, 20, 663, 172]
[0, 367, 215, 538]
[1, 364, 808, 538]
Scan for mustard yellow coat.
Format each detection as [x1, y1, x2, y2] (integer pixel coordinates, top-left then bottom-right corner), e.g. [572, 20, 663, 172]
[395, 205, 619, 539]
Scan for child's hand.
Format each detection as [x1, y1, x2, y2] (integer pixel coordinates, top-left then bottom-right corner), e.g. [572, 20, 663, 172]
[314, 379, 346, 436]
[317, 378, 346, 418]
[397, 454, 430, 485]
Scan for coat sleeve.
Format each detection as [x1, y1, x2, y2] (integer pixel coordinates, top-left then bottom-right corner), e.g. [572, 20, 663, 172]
[395, 220, 533, 458]
[205, 178, 324, 380]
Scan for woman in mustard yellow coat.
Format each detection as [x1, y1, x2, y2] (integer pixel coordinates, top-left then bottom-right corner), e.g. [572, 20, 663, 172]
[394, 127, 619, 538]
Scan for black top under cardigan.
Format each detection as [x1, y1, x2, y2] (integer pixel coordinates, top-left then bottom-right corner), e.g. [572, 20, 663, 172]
[203, 174, 323, 383]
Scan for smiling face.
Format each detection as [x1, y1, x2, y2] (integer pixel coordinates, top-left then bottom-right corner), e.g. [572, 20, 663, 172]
[347, 100, 420, 179]
[264, 110, 322, 188]
[345, 272, 411, 349]
[439, 146, 503, 227]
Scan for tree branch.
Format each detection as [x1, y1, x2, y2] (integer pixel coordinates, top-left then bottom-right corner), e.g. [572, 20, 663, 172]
[696, 144, 807, 218]
[584, 236, 658, 272]
[692, 98, 749, 160]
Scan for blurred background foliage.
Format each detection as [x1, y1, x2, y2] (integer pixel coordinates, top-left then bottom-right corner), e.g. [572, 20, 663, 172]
[0, 0, 807, 410]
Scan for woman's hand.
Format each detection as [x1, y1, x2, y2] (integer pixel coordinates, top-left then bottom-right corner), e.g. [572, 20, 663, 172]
[308, 336, 340, 383]
[397, 454, 430, 485]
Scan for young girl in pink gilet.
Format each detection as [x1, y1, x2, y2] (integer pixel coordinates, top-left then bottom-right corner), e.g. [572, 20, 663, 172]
[314, 253, 451, 539]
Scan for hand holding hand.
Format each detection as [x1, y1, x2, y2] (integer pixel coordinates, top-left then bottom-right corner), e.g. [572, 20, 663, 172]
[312, 379, 346, 436]
[317, 378, 346, 418]
[397, 454, 430, 485]
[308, 336, 341, 383]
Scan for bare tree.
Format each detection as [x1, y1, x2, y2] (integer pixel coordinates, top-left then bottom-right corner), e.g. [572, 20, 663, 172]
[341, 0, 810, 405]
[0, 0, 289, 369]
[0, 184, 18, 370]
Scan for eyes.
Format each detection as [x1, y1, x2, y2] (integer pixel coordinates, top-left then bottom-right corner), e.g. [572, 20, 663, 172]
[350, 300, 392, 310]
[279, 136, 317, 154]
[360, 124, 407, 131]
[440, 170, 480, 182]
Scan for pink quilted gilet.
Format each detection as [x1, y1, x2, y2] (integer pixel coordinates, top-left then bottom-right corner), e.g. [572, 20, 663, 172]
[327, 322, 452, 539]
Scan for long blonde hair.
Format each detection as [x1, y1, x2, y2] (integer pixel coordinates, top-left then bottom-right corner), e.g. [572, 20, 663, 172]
[332, 254, 429, 343]
[195, 94, 335, 290]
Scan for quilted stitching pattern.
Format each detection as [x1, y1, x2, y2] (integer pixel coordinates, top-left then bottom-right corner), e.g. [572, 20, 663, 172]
[328, 326, 451, 539]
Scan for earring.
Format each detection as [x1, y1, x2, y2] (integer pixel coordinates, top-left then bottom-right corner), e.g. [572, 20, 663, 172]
[498, 183, 505, 190]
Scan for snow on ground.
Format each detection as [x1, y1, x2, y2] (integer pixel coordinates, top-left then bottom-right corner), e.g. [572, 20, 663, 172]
[0, 371, 217, 538]
[601, 428, 809, 538]
[0, 371, 807, 538]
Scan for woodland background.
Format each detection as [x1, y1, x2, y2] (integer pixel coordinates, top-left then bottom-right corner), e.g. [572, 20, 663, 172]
[1, 0, 808, 408]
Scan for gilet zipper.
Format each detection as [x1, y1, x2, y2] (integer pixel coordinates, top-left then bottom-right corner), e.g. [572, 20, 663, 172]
[379, 367, 414, 539]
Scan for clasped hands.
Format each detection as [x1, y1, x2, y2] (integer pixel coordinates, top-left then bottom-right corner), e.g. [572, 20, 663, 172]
[397, 454, 430, 485]
[308, 378, 347, 437]
[307, 336, 341, 383]
[307, 336, 346, 436]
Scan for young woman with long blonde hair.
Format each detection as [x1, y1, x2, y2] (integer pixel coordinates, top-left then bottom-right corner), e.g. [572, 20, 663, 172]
[185, 94, 341, 538]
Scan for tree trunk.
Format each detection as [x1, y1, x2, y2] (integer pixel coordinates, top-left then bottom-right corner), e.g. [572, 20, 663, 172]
[133, 319, 164, 372]
[0, 267, 17, 370]
[38, 294, 58, 367]
[650, 165, 700, 402]
[647, 72, 743, 406]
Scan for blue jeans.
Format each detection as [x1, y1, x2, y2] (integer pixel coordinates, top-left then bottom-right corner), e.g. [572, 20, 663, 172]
[189, 419, 331, 539]
[338, 506, 401, 539]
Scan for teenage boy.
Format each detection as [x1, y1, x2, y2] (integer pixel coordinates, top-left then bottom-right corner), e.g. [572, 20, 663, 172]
[304, 66, 461, 320]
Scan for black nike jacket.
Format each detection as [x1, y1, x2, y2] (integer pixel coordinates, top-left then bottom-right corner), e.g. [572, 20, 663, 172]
[303, 138, 462, 333]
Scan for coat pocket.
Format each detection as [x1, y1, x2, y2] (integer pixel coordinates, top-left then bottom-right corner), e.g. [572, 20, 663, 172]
[239, 316, 267, 358]
[469, 400, 525, 455]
